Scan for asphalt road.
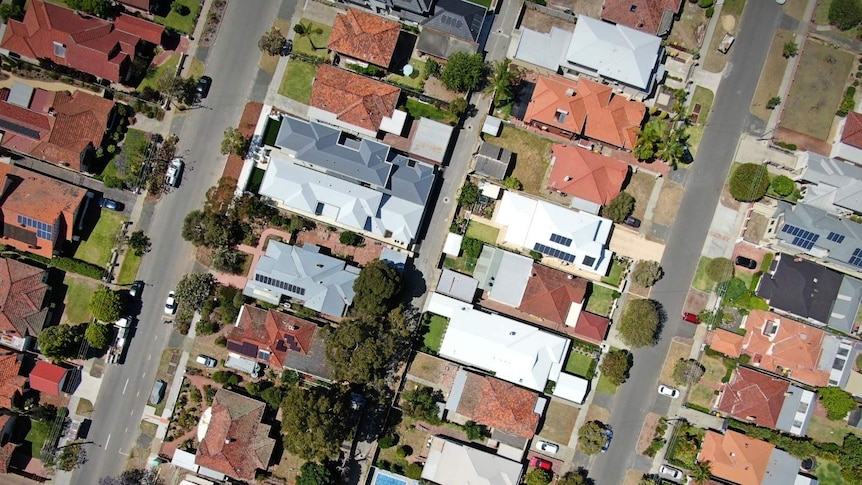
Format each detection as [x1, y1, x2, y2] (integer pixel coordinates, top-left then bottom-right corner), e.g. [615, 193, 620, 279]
[589, 1, 784, 483]
[71, 1, 290, 482]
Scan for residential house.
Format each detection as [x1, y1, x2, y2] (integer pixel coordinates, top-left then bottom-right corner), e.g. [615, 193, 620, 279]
[0, 257, 51, 351]
[328, 9, 400, 69]
[0, 83, 116, 172]
[707, 328, 744, 358]
[522, 75, 646, 150]
[445, 370, 544, 446]
[513, 26, 574, 73]
[831, 111, 862, 164]
[28, 361, 67, 396]
[600, 0, 684, 36]
[716, 366, 814, 436]
[493, 191, 614, 276]
[227, 305, 333, 382]
[472, 246, 534, 307]
[195, 389, 276, 482]
[0, 351, 27, 409]
[308, 65, 403, 138]
[426, 292, 570, 392]
[242, 241, 360, 317]
[517, 262, 587, 327]
[756, 254, 862, 334]
[1, 0, 165, 83]
[547, 144, 630, 214]
[260, 115, 436, 248]
[0, 164, 88, 258]
[798, 153, 862, 216]
[435, 269, 479, 302]
[698, 430, 803, 485]
[0, 414, 17, 474]
[472, 142, 512, 180]
[421, 436, 523, 485]
[561, 16, 664, 95]
[415, 0, 489, 60]
[573, 312, 610, 345]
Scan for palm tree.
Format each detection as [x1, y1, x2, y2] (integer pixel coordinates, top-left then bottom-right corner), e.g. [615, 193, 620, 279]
[690, 460, 713, 484]
[486, 58, 517, 105]
[293, 20, 324, 51]
[656, 126, 689, 168]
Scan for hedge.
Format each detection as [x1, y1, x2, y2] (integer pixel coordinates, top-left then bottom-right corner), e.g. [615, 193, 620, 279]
[22, 253, 105, 279]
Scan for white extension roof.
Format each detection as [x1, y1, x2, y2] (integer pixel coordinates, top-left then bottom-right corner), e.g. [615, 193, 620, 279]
[553, 373, 589, 404]
[422, 436, 523, 485]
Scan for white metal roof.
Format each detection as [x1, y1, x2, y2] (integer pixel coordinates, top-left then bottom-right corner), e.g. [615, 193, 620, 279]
[553, 373, 589, 404]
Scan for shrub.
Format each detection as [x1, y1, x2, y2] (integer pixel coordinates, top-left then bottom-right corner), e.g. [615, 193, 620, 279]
[729, 163, 770, 202]
[829, 0, 862, 30]
[697, 0, 714, 7]
[440, 52, 486, 92]
[767, 96, 782, 109]
[195, 320, 219, 336]
[339, 231, 362, 246]
[396, 445, 412, 459]
[770, 175, 795, 197]
[705, 6, 714, 17]
[404, 463, 423, 479]
[461, 237, 483, 259]
[672, 359, 705, 386]
[378, 434, 398, 449]
[631, 260, 663, 287]
[346, 63, 385, 77]
[215, 335, 227, 347]
[603, 192, 636, 223]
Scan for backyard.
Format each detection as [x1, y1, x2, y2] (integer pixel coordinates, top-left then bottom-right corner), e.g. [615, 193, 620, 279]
[292, 19, 332, 58]
[62, 275, 99, 325]
[404, 98, 458, 125]
[74, 211, 127, 267]
[483, 125, 552, 196]
[686, 86, 714, 156]
[806, 415, 862, 445]
[465, 220, 499, 245]
[780, 39, 854, 141]
[565, 350, 595, 377]
[585, 284, 618, 317]
[279, 60, 317, 104]
[387, 58, 429, 91]
[423, 314, 449, 353]
[154, 0, 202, 34]
[443, 254, 478, 275]
[751, 30, 793, 122]
[815, 460, 846, 485]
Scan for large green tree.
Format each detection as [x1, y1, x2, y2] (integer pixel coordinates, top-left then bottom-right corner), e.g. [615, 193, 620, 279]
[281, 387, 352, 460]
[38, 324, 84, 361]
[458, 180, 481, 207]
[558, 470, 591, 485]
[524, 469, 552, 485]
[486, 58, 517, 105]
[706, 257, 734, 283]
[600, 349, 631, 386]
[818, 386, 858, 420]
[84, 323, 111, 349]
[89, 287, 123, 323]
[829, 0, 862, 30]
[672, 359, 705, 386]
[729, 163, 770, 202]
[578, 421, 607, 455]
[603, 192, 635, 223]
[325, 318, 393, 383]
[296, 462, 334, 485]
[631, 260, 663, 287]
[440, 52, 486, 92]
[400, 386, 443, 423]
[0, 3, 24, 22]
[617, 299, 660, 348]
[350, 260, 401, 319]
[220, 127, 250, 157]
[839, 434, 862, 483]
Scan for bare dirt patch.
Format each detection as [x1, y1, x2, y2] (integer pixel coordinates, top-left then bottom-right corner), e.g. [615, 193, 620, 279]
[685, 289, 709, 315]
[775, 126, 832, 156]
[653, 181, 685, 227]
[720, 184, 742, 210]
[624, 470, 647, 485]
[636, 413, 662, 455]
[625, 171, 657, 220]
[721, 15, 735, 31]
[660, 338, 693, 386]
[538, 400, 579, 444]
[743, 212, 768, 244]
[259, 54, 279, 74]
[668, 1, 709, 51]
[423, 77, 462, 103]
[520, 8, 574, 34]
[584, 404, 610, 425]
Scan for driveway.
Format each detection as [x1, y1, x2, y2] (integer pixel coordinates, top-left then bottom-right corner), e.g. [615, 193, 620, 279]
[609, 227, 666, 262]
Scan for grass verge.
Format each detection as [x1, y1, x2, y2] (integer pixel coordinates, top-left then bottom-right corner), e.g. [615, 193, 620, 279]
[117, 250, 143, 286]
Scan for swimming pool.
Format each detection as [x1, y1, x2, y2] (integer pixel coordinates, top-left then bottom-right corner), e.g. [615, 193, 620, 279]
[375, 472, 407, 485]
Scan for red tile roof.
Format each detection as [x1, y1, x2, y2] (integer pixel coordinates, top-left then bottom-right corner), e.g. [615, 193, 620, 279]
[842, 112, 862, 149]
[741, 310, 829, 387]
[0, 257, 50, 339]
[548, 144, 629, 205]
[228, 305, 317, 369]
[117, 0, 153, 11]
[698, 430, 774, 485]
[328, 9, 400, 68]
[29, 360, 67, 396]
[707, 329, 744, 359]
[524, 75, 646, 149]
[196, 389, 275, 481]
[310, 65, 400, 133]
[113, 14, 164, 45]
[518, 263, 587, 325]
[455, 372, 540, 438]
[601, 0, 684, 35]
[573, 312, 611, 345]
[717, 367, 789, 430]
[0, 414, 15, 473]
[0, 351, 27, 409]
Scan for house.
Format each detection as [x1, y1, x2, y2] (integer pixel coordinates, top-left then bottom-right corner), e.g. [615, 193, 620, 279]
[600, 0, 684, 36]
[573, 312, 611, 345]
[28, 360, 67, 396]
[0, 83, 116, 172]
[259, 115, 436, 249]
[0, 414, 17, 473]
[0, 164, 88, 258]
[552, 372, 590, 404]
[831, 111, 862, 164]
[0, 257, 51, 352]
[328, 9, 400, 69]
[195, 389, 275, 481]
[227, 305, 333, 382]
[427, 292, 570, 392]
[409, 118, 455, 164]
[421, 436, 523, 485]
[472, 142, 512, 180]
[493, 191, 614, 276]
[698, 430, 802, 485]
[0, 351, 27, 409]
[756, 254, 862, 334]
[445, 370, 544, 444]
[513, 26, 574, 72]
[472, 246, 533, 307]
[517, 262, 587, 327]
[707, 328, 744, 358]
[1, 0, 165, 83]
[561, 16, 664, 94]
[716, 367, 814, 436]
[242, 242, 359, 317]
[308, 65, 403, 137]
[415, 0, 488, 60]
[436, 269, 479, 302]
[522, 75, 646, 150]
[547, 144, 630, 213]
[798, 153, 862, 216]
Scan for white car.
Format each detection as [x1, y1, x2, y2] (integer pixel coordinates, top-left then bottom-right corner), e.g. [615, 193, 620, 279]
[535, 440, 559, 454]
[196, 355, 217, 368]
[165, 158, 184, 187]
[660, 465, 685, 480]
[658, 384, 681, 398]
[164, 291, 177, 315]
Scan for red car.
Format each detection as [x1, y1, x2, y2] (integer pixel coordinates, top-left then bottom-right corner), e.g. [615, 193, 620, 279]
[683, 312, 701, 324]
[530, 456, 552, 471]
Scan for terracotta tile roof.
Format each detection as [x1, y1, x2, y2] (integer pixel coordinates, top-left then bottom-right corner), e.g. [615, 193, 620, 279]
[29, 360, 67, 396]
[698, 430, 774, 485]
[842, 112, 862, 149]
[113, 14, 164, 45]
[547, 144, 629, 205]
[117, 0, 152, 11]
[0, 414, 15, 473]
[310, 65, 400, 133]
[740, 310, 829, 387]
[523, 75, 646, 149]
[518, 263, 587, 325]
[455, 371, 540, 438]
[228, 304, 317, 369]
[707, 329, 744, 358]
[601, 0, 684, 35]
[0, 351, 26, 409]
[0, 257, 49, 339]
[717, 367, 789, 430]
[573, 312, 610, 344]
[196, 389, 275, 481]
[328, 9, 400, 68]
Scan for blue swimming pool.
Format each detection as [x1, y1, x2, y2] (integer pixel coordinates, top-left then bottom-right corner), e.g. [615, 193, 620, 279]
[375, 473, 407, 485]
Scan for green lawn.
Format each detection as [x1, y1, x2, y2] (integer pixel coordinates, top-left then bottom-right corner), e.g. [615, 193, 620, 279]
[596, 373, 618, 394]
[601, 258, 626, 287]
[117, 250, 142, 286]
[687, 384, 716, 410]
[815, 460, 847, 485]
[154, 0, 202, 34]
[807, 415, 862, 445]
[585, 284, 618, 317]
[470, 0, 492, 8]
[423, 314, 449, 353]
[293, 20, 332, 57]
[465, 220, 499, 244]
[75, 211, 127, 267]
[565, 351, 595, 377]
[387, 58, 428, 91]
[692, 257, 715, 292]
[686, 86, 714, 157]
[138, 53, 181, 93]
[26, 418, 52, 459]
[63, 276, 98, 325]
[278, 60, 317, 104]
[443, 255, 478, 275]
[404, 98, 458, 125]
[248, 167, 266, 194]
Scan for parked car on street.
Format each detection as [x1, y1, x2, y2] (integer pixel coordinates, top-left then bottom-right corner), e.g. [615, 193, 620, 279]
[196, 76, 212, 99]
[165, 158, 184, 187]
[535, 440, 559, 454]
[601, 428, 613, 453]
[150, 380, 166, 405]
[658, 384, 680, 398]
[164, 291, 177, 315]
[529, 456, 552, 471]
[129, 280, 144, 298]
[682, 312, 701, 324]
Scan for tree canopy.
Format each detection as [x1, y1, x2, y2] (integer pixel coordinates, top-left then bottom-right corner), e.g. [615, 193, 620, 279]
[818, 386, 858, 420]
[400, 386, 443, 423]
[0, 3, 24, 22]
[89, 286, 123, 323]
[672, 359, 705, 386]
[525, 469, 553, 485]
[128, 231, 151, 256]
[729, 163, 770, 202]
[440, 52, 486, 92]
[85, 323, 111, 350]
[487, 59, 517, 105]
[829, 0, 862, 30]
[175, 273, 215, 311]
[100, 469, 164, 485]
[67, 0, 111, 17]
[296, 462, 335, 485]
[458, 180, 481, 207]
[558, 470, 592, 485]
[600, 349, 631, 386]
[770, 175, 795, 197]
[578, 421, 607, 455]
[350, 260, 401, 319]
[617, 299, 660, 348]
[324, 318, 394, 384]
[631, 261, 663, 287]
[603, 192, 635, 223]
[281, 386, 352, 460]
[259, 27, 286, 56]
[38, 324, 83, 361]
[220, 127, 250, 157]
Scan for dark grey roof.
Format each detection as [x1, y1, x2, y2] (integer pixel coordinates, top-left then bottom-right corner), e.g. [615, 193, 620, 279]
[424, 0, 487, 42]
[757, 256, 843, 325]
[389, 153, 436, 205]
[285, 332, 334, 382]
[416, 28, 477, 59]
[773, 201, 862, 273]
[275, 116, 393, 187]
[388, 0, 433, 14]
[473, 142, 512, 180]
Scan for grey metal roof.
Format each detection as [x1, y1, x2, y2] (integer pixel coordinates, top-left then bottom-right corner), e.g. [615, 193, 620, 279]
[762, 449, 802, 485]
[832, 276, 862, 333]
[423, 0, 487, 42]
[388, 0, 433, 15]
[773, 201, 862, 274]
[410, 117, 454, 163]
[416, 27, 477, 59]
[436, 269, 479, 302]
[472, 246, 532, 307]
[757, 256, 844, 325]
[514, 27, 573, 71]
[8, 82, 34, 108]
[776, 386, 814, 436]
[800, 153, 862, 214]
[473, 142, 512, 180]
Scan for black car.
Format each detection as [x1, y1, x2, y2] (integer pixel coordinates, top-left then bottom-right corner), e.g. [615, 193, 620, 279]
[99, 198, 123, 211]
[624, 216, 641, 228]
[196, 76, 212, 99]
[129, 280, 144, 298]
[281, 39, 293, 56]
[735, 255, 757, 269]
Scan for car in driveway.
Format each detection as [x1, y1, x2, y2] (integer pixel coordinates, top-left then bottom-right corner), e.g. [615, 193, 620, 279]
[129, 280, 144, 298]
[660, 465, 685, 480]
[164, 291, 176, 315]
[735, 255, 757, 269]
[683, 312, 701, 324]
[535, 440, 559, 454]
[601, 428, 613, 453]
[196, 355, 217, 368]
[624, 216, 641, 228]
[99, 198, 122, 211]
[658, 384, 680, 398]
[529, 456, 552, 471]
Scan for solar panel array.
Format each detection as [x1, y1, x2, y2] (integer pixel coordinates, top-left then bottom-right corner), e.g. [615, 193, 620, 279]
[550, 233, 572, 247]
[781, 224, 819, 250]
[254, 273, 306, 296]
[534, 242, 576, 263]
[827, 231, 846, 244]
[850, 248, 862, 268]
[17, 215, 52, 240]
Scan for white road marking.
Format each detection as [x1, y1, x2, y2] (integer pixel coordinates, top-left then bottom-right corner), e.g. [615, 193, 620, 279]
[147, 354, 152, 361]
[105, 434, 111, 449]
[122, 378, 129, 394]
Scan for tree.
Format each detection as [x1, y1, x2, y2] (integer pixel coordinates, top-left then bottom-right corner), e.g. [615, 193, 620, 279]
[440, 52, 486, 92]
[182, 210, 207, 246]
[656, 126, 689, 168]
[339, 231, 362, 246]
[603, 192, 635, 223]
[458, 180, 481, 206]
[448, 97, 468, 118]
[558, 471, 590, 485]
[66, 0, 111, 17]
[401, 386, 443, 423]
[293, 21, 324, 50]
[0, 3, 24, 22]
[426, 59, 441, 77]
[706, 257, 734, 282]
[690, 461, 713, 485]
[461, 237, 483, 259]
[325, 318, 392, 383]
[85, 323, 110, 349]
[770, 175, 795, 197]
[38, 324, 83, 361]
[89, 286, 123, 323]
[525, 469, 553, 485]
[350, 260, 401, 319]
[839, 434, 862, 482]
[220, 127, 250, 157]
[128, 230, 150, 256]
[631, 261, 663, 287]
[175, 273, 215, 311]
[296, 462, 334, 485]
[56, 440, 86, 471]
[829, 0, 862, 30]
[487, 58, 517, 105]
[617, 299, 660, 348]
[783, 41, 799, 58]
[818, 386, 858, 420]
[766, 96, 782, 109]
[281, 386, 352, 460]
[600, 349, 631, 386]
[503, 176, 522, 190]
[729, 163, 770, 202]
[211, 247, 246, 274]
[672, 359, 705, 386]
[633, 119, 664, 161]
[578, 421, 607, 455]
[258, 27, 286, 55]
[462, 421, 487, 441]
[100, 469, 164, 485]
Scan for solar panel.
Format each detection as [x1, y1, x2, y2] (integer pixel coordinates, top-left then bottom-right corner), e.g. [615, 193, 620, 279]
[550, 233, 572, 247]
[782, 225, 793, 234]
[0, 118, 42, 139]
[790, 229, 819, 250]
[851, 248, 862, 267]
[284, 334, 301, 352]
[828, 232, 845, 243]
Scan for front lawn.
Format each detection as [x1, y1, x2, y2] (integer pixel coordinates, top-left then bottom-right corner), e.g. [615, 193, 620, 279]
[423, 314, 449, 353]
[465, 220, 499, 245]
[75, 211, 127, 267]
[292, 19, 332, 58]
[751, 30, 793, 122]
[138, 53, 181, 93]
[566, 351, 595, 377]
[585, 284, 619, 317]
[278, 60, 317, 104]
[154, 0, 202, 34]
[63, 276, 99, 325]
[404, 98, 458, 125]
[483, 125, 552, 196]
[387, 58, 428, 91]
[25, 418, 52, 459]
[601, 258, 627, 287]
